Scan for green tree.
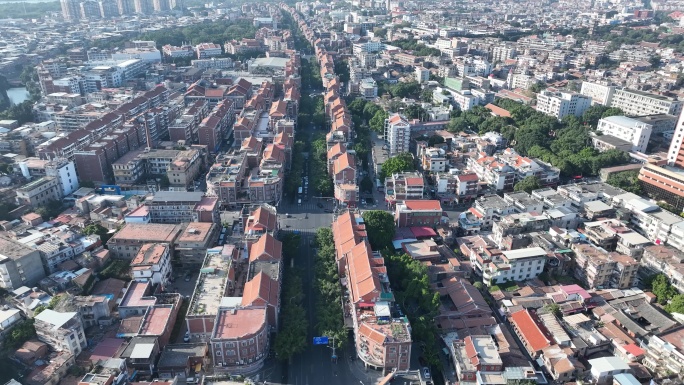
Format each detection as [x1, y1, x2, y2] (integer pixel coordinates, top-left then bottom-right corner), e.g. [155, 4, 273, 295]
[390, 81, 421, 98]
[420, 89, 434, 103]
[651, 274, 678, 305]
[360, 176, 374, 193]
[404, 104, 426, 120]
[379, 152, 415, 180]
[83, 223, 113, 244]
[427, 135, 445, 147]
[514, 176, 542, 193]
[373, 28, 387, 38]
[361, 210, 396, 249]
[369, 110, 389, 133]
[665, 294, 684, 314]
[582, 104, 609, 127]
[543, 303, 562, 317]
[529, 81, 547, 93]
[4, 319, 36, 350]
[606, 170, 643, 195]
[274, 270, 308, 360]
[159, 175, 170, 189]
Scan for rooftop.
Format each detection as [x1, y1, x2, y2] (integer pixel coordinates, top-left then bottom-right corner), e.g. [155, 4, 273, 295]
[109, 223, 181, 243]
[131, 243, 169, 266]
[212, 307, 266, 339]
[139, 306, 172, 336]
[157, 343, 208, 368]
[150, 191, 205, 203]
[188, 247, 233, 316]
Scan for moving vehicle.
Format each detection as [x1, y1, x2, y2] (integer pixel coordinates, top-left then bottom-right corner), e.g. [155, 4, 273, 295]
[184, 274, 191, 282]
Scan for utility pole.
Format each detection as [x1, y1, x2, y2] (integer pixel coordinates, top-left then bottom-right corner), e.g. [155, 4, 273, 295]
[330, 335, 337, 363]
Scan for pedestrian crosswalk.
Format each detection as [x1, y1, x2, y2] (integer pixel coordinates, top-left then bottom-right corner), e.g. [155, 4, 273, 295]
[279, 199, 334, 213]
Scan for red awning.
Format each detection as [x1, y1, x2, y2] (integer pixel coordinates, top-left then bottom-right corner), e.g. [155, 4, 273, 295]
[357, 302, 375, 308]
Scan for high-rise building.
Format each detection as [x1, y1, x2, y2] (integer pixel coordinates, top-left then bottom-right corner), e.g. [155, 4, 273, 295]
[80, 0, 102, 19]
[117, 0, 134, 15]
[134, 0, 152, 14]
[60, 0, 80, 19]
[667, 111, 684, 167]
[384, 113, 410, 155]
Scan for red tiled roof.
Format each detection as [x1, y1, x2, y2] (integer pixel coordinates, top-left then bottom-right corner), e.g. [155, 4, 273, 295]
[509, 309, 551, 353]
[402, 200, 441, 211]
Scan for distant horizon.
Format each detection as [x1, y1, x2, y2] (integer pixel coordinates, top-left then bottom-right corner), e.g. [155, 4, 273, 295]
[0, 0, 56, 3]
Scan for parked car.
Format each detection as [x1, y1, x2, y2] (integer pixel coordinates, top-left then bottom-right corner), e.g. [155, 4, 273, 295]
[184, 274, 191, 282]
[183, 332, 190, 342]
[317, 203, 324, 208]
[422, 367, 431, 379]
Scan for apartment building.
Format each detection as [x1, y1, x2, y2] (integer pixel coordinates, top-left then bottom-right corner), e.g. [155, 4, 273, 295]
[34, 310, 86, 355]
[173, 222, 219, 267]
[466, 153, 516, 191]
[471, 247, 547, 286]
[206, 153, 247, 208]
[625, 197, 684, 247]
[421, 148, 447, 172]
[415, 67, 429, 84]
[491, 212, 551, 246]
[106, 223, 182, 259]
[640, 245, 684, 293]
[571, 243, 638, 290]
[16, 177, 62, 206]
[185, 246, 236, 340]
[384, 114, 411, 156]
[536, 90, 591, 120]
[596, 116, 653, 153]
[453, 335, 504, 383]
[394, 200, 443, 228]
[433, 172, 476, 204]
[580, 82, 615, 105]
[146, 191, 219, 224]
[0, 235, 46, 290]
[210, 307, 269, 374]
[638, 164, 684, 212]
[195, 43, 222, 59]
[385, 172, 424, 204]
[130, 243, 172, 286]
[112, 148, 202, 188]
[609, 89, 683, 117]
[643, 327, 684, 381]
[666, 110, 684, 168]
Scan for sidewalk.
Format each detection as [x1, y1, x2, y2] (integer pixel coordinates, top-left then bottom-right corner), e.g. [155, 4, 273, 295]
[343, 349, 386, 385]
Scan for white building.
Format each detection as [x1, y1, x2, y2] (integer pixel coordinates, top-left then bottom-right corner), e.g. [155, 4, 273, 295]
[359, 78, 378, 100]
[474, 247, 547, 286]
[162, 45, 194, 58]
[587, 357, 630, 385]
[195, 43, 222, 59]
[609, 88, 684, 117]
[34, 310, 86, 355]
[352, 41, 382, 54]
[536, 90, 591, 120]
[597, 116, 653, 153]
[130, 243, 172, 286]
[580, 81, 615, 105]
[384, 113, 411, 156]
[667, 110, 684, 166]
[415, 66, 429, 84]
